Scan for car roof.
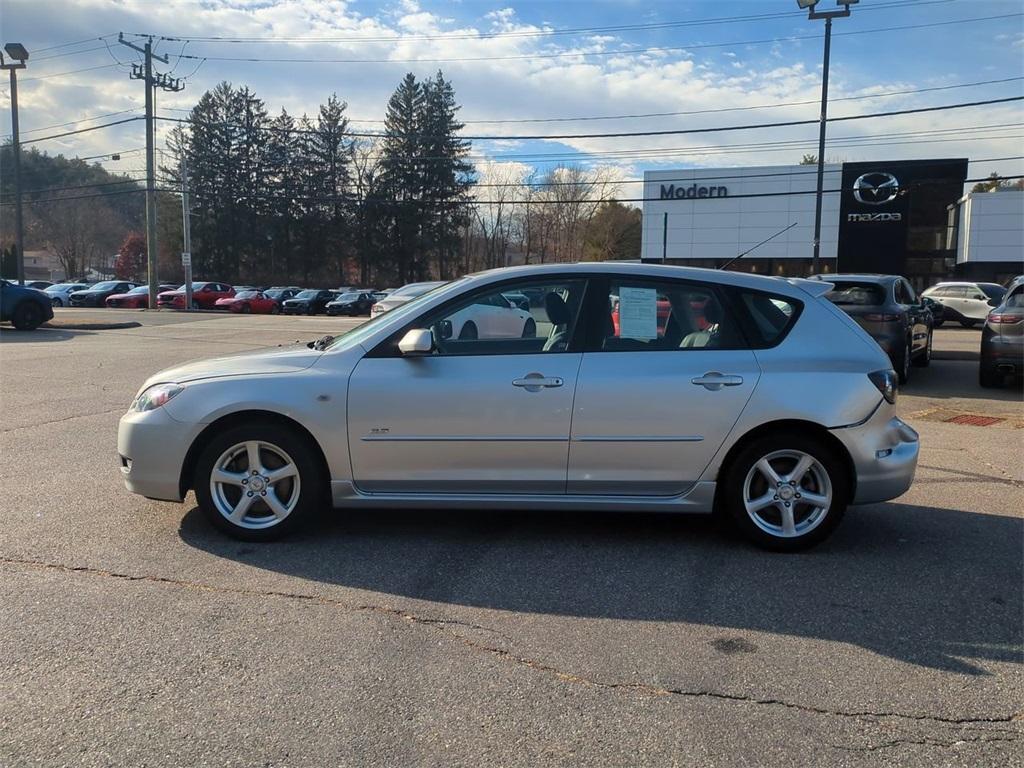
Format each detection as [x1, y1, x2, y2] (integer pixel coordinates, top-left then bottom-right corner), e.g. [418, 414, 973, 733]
[467, 262, 823, 300]
[812, 273, 895, 284]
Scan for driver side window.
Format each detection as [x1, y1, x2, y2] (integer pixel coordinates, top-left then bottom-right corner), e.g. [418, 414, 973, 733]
[416, 279, 587, 356]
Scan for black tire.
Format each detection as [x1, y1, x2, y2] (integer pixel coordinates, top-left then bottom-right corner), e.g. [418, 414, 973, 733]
[912, 331, 932, 367]
[720, 431, 849, 552]
[191, 300, 200, 311]
[193, 421, 326, 542]
[522, 318, 537, 338]
[270, 304, 280, 315]
[307, 305, 315, 316]
[896, 339, 911, 385]
[240, 303, 251, 314]
[960, 319, 978, 329]
[50, 297, 62, 308]
[459, 321, 478, 340]
[931, 317, 944, 328]
[11, 301, 44, 331]
[979, 365, 1001, 388]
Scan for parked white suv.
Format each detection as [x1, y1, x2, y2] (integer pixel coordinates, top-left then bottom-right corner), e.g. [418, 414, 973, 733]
[921, 282, 1006, 328]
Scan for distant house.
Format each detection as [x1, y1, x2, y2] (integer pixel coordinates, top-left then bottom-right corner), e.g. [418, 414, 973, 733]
[23, 250, 64, 282]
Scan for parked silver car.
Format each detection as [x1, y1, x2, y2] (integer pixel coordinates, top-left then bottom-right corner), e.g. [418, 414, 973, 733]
[118, 264, 919, 550]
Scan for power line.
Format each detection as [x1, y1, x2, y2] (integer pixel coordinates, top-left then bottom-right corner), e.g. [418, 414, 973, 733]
[1, 108, 141, 139]
[155, 76, 1024, 126]
[4, 168, 1020, 208]
[17, 63, 121, 84]
[18, 116, 143, 146]
[155, 95, 1024, 142]
[30, 34, 119, 54]
[133, 0, 954, 44]
[167, 13, 1021, 66]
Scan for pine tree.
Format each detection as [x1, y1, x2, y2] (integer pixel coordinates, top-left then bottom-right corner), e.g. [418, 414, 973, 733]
[380, 73, 426, 283]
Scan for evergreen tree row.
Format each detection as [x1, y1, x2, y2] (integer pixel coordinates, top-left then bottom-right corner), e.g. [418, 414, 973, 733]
[163, 71, 474, 287]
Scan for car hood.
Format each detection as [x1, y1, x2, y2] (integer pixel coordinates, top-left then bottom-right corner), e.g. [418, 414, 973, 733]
[142, 344, 322, 387]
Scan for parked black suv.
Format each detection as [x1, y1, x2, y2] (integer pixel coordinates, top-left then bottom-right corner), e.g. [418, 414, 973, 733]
[281, 289, 337, 315]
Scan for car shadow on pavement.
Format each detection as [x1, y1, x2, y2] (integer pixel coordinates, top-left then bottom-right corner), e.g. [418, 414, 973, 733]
[0, 327, 93, 342]
[179, 501, 1023, 676]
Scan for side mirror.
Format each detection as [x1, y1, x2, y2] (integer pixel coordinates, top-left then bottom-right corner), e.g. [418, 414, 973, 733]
[398, 328, 434, 356]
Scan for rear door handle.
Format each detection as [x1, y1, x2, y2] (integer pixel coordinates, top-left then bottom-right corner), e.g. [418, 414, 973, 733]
[513, 373, 564, 391]
[691, 371, 744, 391]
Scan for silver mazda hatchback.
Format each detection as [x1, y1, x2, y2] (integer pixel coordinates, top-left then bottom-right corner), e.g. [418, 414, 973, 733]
[119, 263, 919, 551]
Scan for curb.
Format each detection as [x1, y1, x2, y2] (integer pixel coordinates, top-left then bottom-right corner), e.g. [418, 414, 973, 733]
[42, 321, 143, 331]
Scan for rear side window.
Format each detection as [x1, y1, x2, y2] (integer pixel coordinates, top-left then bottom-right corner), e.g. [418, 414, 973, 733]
[597, 279, 745, 352]
[825, 281, 886, 306]
[733, 291, 801, 348]
[1005, 287, 1024, 309]
[979, 284, 1006, 302]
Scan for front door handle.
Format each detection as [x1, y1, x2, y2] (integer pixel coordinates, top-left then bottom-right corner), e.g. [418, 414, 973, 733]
[691, 371, 744, 391]
[513, 373, 564, 392]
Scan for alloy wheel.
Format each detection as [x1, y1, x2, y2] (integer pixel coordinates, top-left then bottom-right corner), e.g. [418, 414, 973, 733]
[742, 449, 833, 538]
[209, 440, 301, 530]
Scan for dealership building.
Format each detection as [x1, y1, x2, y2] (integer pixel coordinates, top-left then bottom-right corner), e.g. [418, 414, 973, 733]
[640, 158, 1022, 289]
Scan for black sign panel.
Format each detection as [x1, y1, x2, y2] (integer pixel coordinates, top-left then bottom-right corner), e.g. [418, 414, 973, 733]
[837, 158, 967, 275]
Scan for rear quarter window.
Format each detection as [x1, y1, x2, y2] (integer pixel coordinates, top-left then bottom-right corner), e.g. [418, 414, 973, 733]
[825, 282, 886, 306]
[731, 290, 802, 348]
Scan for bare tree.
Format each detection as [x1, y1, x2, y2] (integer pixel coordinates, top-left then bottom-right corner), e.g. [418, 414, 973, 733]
[39, 194, 120, 280]
[471, 161, 529, 270]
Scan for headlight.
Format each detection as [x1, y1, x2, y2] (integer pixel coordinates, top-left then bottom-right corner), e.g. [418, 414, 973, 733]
[130, 383, 184, 412]
[868, 369, 898, 404]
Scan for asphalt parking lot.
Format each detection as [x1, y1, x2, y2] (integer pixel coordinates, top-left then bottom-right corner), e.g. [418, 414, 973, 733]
[1, 310, 1021, 767]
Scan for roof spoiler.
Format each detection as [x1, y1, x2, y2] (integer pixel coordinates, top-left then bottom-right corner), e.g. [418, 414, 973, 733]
[786, 277, 834, 298]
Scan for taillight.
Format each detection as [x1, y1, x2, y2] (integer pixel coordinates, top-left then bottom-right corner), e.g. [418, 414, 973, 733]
[868, 369, 898, 404]
[864, 313, 901, 322]
[988, 313, 1023, 324]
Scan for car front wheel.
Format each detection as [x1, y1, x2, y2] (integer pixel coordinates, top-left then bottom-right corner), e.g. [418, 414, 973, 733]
[194, 422, 325, 541]
[51, 297, 63, 307]
[722, 432, 849, 551]
[913, 331, 932, 367]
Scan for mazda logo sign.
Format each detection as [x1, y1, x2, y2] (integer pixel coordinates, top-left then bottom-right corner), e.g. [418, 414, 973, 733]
[853, 172, 900, 205]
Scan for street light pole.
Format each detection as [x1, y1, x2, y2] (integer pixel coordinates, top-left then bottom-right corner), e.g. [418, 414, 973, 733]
[799, 0, 855, 275]
[1, 43, 28, 286]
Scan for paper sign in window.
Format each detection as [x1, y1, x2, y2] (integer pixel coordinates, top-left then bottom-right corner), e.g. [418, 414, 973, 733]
[618, 286, 658, 340]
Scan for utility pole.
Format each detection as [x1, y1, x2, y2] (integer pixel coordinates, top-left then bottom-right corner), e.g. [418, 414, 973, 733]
[180, 156, 194, 310]
[1, 43, 29, 285]
[118, 34, 183, 309]
[799, 0, 855, 275]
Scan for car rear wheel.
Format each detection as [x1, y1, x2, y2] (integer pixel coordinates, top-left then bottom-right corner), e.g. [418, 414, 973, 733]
[722, 432, 848, 551]
[50, 297, 63, 307]
[960, 319, 978, 329]
[912, 330, 932, 367]
[194, 423, 325, 541]
[191, 300, 200, 311]
[240, 303, 251, 313]
[11, 301, 44, 330]
[270, 304, 280, 315]
[896, 339, 911, 384]
[979, 365, 1001, 388]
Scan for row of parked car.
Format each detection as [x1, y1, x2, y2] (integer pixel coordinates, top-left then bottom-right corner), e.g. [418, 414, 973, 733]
[29, 280, 398, 316]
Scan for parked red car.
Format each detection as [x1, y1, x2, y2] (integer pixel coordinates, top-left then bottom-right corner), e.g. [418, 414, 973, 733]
[214, 290, 280, 314]
[157, 282, 234, 310]
[106, 284, 177, 309]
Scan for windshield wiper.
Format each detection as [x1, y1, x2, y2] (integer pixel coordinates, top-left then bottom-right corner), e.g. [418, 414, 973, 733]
[308, 335, 336, 351]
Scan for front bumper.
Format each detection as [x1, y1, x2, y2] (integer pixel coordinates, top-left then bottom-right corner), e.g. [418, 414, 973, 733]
[830, 402, 920, 505]
[118, 407, 197, 502]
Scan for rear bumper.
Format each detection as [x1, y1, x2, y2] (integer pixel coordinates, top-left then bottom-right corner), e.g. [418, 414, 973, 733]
[831, 403, 920, 505]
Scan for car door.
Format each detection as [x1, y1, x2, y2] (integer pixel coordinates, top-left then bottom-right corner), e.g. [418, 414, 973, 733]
[347, 277, 589, 494]
[964, 285, 991, 320]
[567, 277, 762, 496]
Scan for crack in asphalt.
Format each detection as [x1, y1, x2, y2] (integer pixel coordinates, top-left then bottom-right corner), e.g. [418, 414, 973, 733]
[3, 554, 1022, 732]
[831, 735, 1021, 753]
[0, 407, 126, 433]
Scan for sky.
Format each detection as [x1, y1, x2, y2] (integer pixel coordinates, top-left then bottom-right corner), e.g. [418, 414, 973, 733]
[1, 0, 1022, 195]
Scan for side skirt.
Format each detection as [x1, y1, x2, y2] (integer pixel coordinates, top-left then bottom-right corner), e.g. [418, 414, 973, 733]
[328, 480, 717, 514]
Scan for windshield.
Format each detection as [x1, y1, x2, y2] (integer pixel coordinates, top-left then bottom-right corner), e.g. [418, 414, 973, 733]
[825, 281, 886, 306]
[127, 286, 150, 295]
[90, 281, 121, 291]
[264, 289, 288, 298]
[235, 291, 258, 299]
[295, 290, 320, 299]
[326, 279, 460, 351]
[335, 292, 360, 302]
[393, 282, 444, 298]
[979, 284, 1006, 301]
